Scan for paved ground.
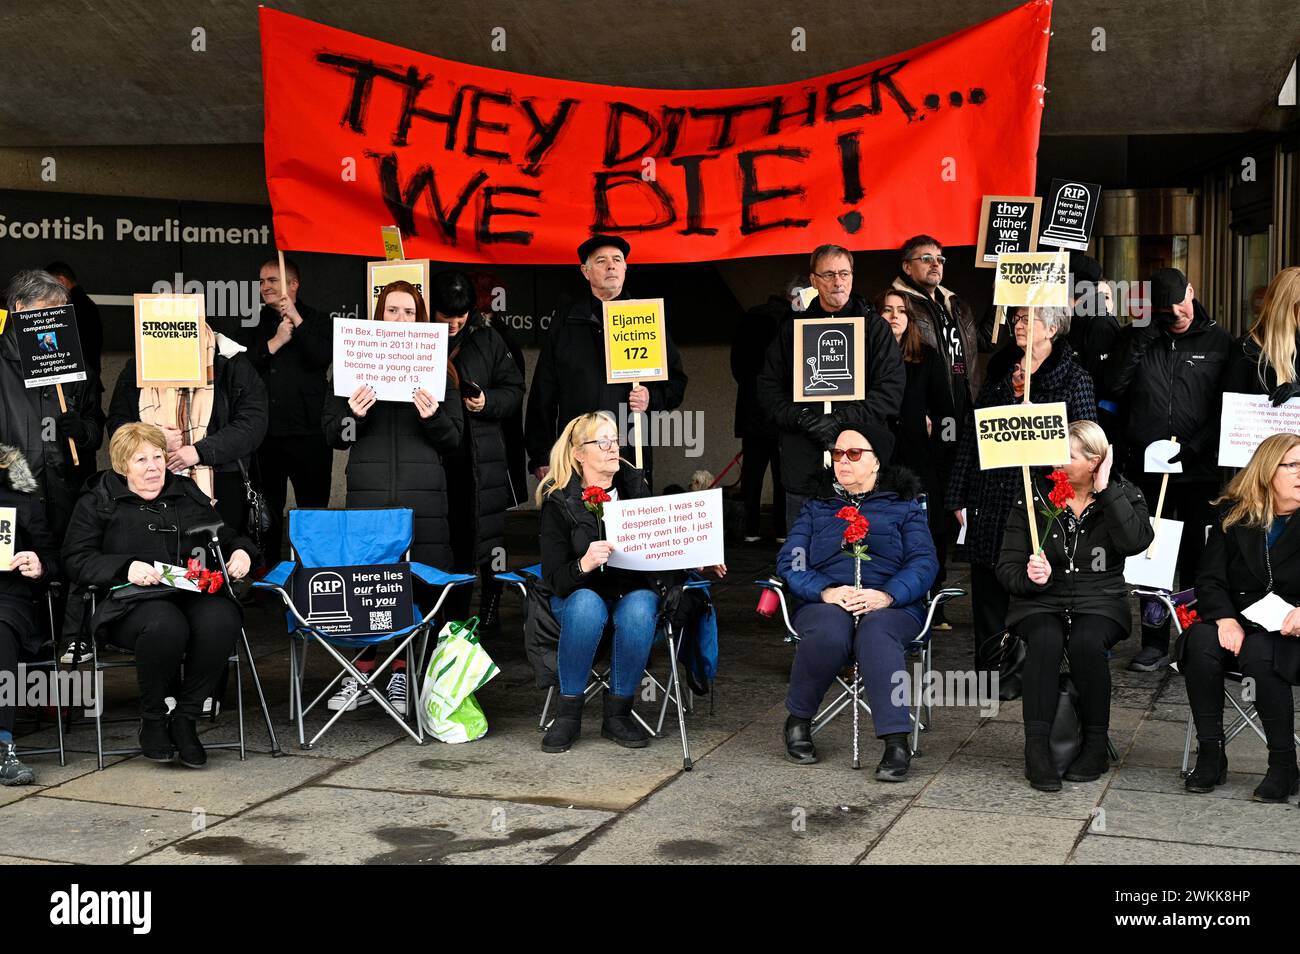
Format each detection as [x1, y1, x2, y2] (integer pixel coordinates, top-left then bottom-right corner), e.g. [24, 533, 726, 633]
[6, 514, 1299, 865]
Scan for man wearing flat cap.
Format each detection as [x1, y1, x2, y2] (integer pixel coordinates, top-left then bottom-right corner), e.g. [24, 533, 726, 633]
[525, 234, 687, 490]
[1105, 266, 1232, 672]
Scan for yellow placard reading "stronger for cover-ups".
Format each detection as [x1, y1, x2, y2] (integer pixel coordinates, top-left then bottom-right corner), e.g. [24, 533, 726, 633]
[603, 298, 668, 383]
[975, 402, 1071, 469]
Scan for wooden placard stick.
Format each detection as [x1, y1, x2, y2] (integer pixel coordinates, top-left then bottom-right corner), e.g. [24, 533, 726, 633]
[1145, 435, 1178, 560]
[1021, 305, 1037, 551]
[823, 399, 832, 468]
[54, 383, 79, 466]
[277, 250, 288, 302]
[632, 382, 644, 470]
[992, 304, 1004, 344]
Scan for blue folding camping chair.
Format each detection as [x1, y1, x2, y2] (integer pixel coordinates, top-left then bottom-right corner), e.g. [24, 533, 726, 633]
[254, 508, 475, 749]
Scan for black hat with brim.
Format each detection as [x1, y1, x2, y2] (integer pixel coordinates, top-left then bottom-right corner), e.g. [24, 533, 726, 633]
[577, 234, 631, 263]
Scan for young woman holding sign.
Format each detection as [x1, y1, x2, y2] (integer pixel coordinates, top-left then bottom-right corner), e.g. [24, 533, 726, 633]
[321, 281, 463, 716]
[996, 421, 1152, 791]
[1223, 266, 1300, 406]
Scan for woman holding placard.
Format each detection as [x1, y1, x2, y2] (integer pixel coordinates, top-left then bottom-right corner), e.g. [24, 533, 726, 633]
[62, 423, 256, 768]
[321, 281, 463, 716]
[535, 411, 661, 753]
[1177, 433, 1300, 800]
[996, 421, 1152, 791]
[1223, 267, 1300, 406]
[947, 306, 1096, 701]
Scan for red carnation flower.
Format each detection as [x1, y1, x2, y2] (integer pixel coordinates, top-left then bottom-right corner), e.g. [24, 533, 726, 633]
[1175, 605, 1200, 631]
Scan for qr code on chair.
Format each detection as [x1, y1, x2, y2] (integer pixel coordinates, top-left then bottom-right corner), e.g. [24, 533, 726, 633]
[368, 610, 393, 631]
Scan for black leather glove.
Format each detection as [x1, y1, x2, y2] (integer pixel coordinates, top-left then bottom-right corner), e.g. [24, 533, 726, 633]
[1270, 382, 1300, 407]
[1167, 443, 1196, 467]
[54, 411, 92, 446]
[796, 407, 840, 448]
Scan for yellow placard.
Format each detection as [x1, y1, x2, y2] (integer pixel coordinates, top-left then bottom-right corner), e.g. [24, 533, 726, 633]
[0, 309, 7, 336]
[974, 401, 1071, 469]
[134, 294, 206, 388]
[367, 259, 431, 318]
[603, 298, 668, 383]
[381, 226, 404, 261]
[993, 251, 1069, 308]
[0, 506, 14, 569]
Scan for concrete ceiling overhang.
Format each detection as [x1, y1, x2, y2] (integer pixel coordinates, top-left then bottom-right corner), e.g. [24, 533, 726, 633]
[4, 0, 1297, 147]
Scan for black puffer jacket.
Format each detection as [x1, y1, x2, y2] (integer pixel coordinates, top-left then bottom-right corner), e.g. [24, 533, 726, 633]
[0, 320, 104, 538]
[107, 343, 269, 473]
[62, 469, 256, 634]
[756, 292, 905, 497]
[445, 314, 526, 564]
[0, 446, 62, 654]
[947, 338, 1098, 567]
[322, 381, 464, 568]
[239, 299, 334, 438]
[996, 473, 1152, 632]
[1104, 300, 1232, 484]
[1222, 332, 1300, 397]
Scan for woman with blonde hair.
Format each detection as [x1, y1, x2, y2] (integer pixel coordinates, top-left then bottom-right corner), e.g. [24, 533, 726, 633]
[1178, 433, 1300, 799]
[996, 420, 1153, 791]
[1225, 266, 1300, 405]
[535, 411, 660, 754]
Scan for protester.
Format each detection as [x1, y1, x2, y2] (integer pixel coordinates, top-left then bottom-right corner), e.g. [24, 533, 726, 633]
[0, 270, 104, 539]
[44, 261, 103, 380]
[61, 424, 255, 769]
[239, 257, 334, 565]
[947, 306, 1097, 700]
[996, 421, 1153, 791]
[757, 245, 905, 530]
[106, 316, 268, 534]
[777, 424, 939, 780]
[525, 235, 687, 492]
[432, 270, 526, 630]
[535, 411, 661, 753]
[1105, 267, 1232, 672]
[321, 281, 463, 715]
[1177, 433, 1300, 799]
[0, 445, 61, 785]
[1223, 266, 1300, 405]
[731, 278, 801, 542]
[1066, 253, 1123, 445]
[877, 288, 955, 623]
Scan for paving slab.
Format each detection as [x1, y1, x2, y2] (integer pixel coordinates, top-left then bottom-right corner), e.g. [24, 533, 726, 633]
[138, 786, 611, 864]
[916, 754, 1109, 821]
[566, 756, 915, 865]
[1070, 834, 1300, 865]
[1111, 764, 1263, 801]
[0, 854, 67, 864]
[1095, 787, 1300, 853]
[863, 805, 1085, 864]
[0, 795, 219, 864]
[1125, 718, 1273, 774]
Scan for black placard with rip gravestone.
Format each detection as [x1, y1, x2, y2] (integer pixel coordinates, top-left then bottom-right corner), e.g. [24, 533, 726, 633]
[1038, 178, 1101, 252]
[291, 563, 415, 637]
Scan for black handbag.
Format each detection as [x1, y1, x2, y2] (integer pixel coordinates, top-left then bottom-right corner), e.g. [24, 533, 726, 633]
[237, 458, 272, 547]
[1050, 672, 1083, 775]
[979, 628, 1027, 684]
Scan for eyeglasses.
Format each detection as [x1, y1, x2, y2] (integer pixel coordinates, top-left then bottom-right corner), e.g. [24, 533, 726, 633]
[1279, 461, 1300, 473]
[906, 254, 946, 266]
[830, 447, 875, 462]
[582, 438, 618, 451]
[814, 270, 853, 281]
[1011, 313, 1046, 326]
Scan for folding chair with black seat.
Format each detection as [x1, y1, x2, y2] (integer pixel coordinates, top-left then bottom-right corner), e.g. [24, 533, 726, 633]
[1134, 587, 1300, 777]
[74, 523, 281, 770]
[496, 564, 714, 770]
[255, 508, 475, 750]
[755, 575, 965, 768]
[9, 581, 68, 769]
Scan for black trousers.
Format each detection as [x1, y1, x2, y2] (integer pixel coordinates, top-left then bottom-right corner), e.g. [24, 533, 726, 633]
[740, 434, 785, 537]
[1018, 612, 1126, 731]
[257, 434, 334, 565]
[443, 456, 504, 624]
[970, 562, 1009, 673]
[106, 594, 240, 721]
[1181, 623, 1295, 752]
[1133, 478, 1217, 652]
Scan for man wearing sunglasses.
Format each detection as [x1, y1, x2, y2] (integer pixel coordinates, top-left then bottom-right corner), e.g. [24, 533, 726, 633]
[757, 244, 905, 531]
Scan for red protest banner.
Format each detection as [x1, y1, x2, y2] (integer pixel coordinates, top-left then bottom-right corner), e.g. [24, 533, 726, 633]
[260, 2, 1051, 264]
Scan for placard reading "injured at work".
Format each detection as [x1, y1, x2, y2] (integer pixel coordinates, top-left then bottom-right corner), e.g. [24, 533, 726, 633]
[603, 489, 724, 572]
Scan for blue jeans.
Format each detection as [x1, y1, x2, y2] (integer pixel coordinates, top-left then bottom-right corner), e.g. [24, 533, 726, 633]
[550, 589, 660, 697]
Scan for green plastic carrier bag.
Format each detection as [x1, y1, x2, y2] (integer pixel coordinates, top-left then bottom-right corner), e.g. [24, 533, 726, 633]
[418, 617, 500, 743]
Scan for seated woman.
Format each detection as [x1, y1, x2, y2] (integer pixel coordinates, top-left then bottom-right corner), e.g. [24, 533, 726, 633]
[535, 411, 660, 753]
[0, 445, 61, 786]
[996, 421, 1153, 792]
[778, 423, 939, 781]
[62, 423, 256, 768]
[1178, 432, 1300, 800]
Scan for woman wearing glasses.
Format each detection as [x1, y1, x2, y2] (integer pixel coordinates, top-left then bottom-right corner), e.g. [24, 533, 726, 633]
[947, 306, 1097, 701]
[1177, 433, 1300, 800]
[777, 423, 939, 780]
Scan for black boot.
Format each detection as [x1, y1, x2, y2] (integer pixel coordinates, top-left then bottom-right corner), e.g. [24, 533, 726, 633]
[540, 694, 584, 753]
[139, 716, 174, 762]
[1252, 750, 1300, 803]
[1184, 739, 1227, 793]
[600, 692, 650, 748]
[168, 714, 207, 768]
[1064, 728, 1111, 782]
[1025, 723, 1061, 792]
[875, 733, 912, 782]
[998, 672, 1023, 702]
[784, 714, 817, 765]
